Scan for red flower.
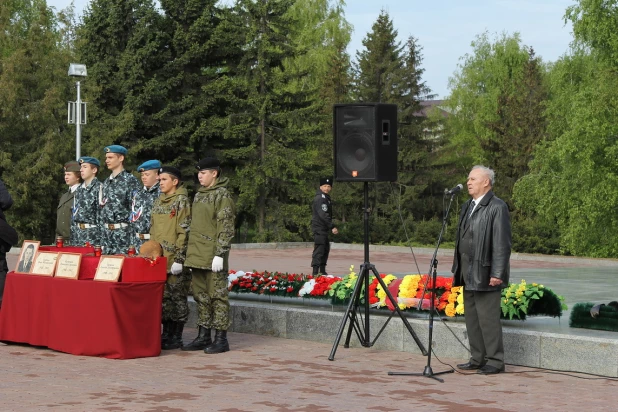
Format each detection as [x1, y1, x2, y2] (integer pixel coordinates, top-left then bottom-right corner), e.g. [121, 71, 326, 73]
[169, 208, 176, 218]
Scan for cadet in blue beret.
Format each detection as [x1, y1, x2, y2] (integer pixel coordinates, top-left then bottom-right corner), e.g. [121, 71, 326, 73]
[131, 160, 162, 252]
[311, 176, 338, 276]
[100, 145, 140, 254]
[56, 161, 82, 244]
[71, 157, 103, 246]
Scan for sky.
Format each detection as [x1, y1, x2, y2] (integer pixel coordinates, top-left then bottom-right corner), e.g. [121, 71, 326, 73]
[47, 0, 575, 98]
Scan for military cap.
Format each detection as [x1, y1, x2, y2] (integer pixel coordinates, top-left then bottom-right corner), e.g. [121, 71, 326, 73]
[104, 145, 128, 155]
[196, 157, 221, 171]
[320, 176, 333, 186]
[137, 160, 162, 172]
[159, 166, 182, 181]
[64, 161, 80, 173]
[78, 156, 100, 168]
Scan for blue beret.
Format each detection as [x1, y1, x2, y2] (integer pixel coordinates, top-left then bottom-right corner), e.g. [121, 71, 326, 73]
[104, 145, 128, 155]
[78, 157, 100, 168]
[137, 160, 162, 172]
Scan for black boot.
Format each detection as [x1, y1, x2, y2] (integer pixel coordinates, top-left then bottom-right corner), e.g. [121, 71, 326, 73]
[162, 321, 185, 350]
[312, 266, 319, 276]
[205, 329, 230, 354]
[181, 326, 212, 351]
[319, 265, 328, 276]
[161, 320, 172, 346]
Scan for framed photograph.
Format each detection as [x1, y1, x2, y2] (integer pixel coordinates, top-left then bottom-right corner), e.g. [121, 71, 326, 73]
[94, 255, 124, 282]
[30, 251, 59, 276]
[55, 253, 83, 279]
[14, 240, 41, 274]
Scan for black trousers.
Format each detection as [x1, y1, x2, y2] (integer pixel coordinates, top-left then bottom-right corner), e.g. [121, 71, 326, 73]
[460, 252, 504, 369]
[311, 234, 330, 268]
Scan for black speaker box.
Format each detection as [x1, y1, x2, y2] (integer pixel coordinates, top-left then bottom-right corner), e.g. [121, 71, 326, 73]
[333, 103, 398, 182]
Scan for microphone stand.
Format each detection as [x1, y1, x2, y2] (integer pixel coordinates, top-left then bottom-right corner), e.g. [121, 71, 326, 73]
[388, 190, 457, 382]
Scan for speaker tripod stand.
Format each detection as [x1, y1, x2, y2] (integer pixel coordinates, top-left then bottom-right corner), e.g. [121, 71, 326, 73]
[328, 182, 427, 361]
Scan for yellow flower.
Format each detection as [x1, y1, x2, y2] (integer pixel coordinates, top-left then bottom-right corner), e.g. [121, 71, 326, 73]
[532, 283, 538, 287]
[398, 303, 406, 310]
[515, 290, 523, 298]
[451, 286, 462, 293]
[455, 303, 465, 315]
[448, 293, 458, 304]
[445, 303, 456, 317]
[456, 292, 464, 304]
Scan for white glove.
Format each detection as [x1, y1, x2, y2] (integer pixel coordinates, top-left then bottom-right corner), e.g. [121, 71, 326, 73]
[211, 256, 224, 272]
[171, 262, 183, 275]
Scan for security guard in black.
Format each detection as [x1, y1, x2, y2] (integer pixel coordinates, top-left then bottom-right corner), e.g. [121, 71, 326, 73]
[311, 177, 338, 275]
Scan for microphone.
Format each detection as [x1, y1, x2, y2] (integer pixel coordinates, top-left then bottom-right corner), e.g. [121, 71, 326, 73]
[445, 184, 464, 195]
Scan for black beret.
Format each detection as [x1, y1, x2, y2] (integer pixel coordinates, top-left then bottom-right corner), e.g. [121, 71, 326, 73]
[196, 157, 221, 171]
[159, 166, 182, 180]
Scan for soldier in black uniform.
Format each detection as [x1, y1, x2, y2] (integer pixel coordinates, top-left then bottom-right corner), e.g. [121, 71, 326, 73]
[310, 177, 338, 276]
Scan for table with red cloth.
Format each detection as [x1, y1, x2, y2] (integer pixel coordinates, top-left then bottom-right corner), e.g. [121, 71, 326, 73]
[0, 247, 167, 359]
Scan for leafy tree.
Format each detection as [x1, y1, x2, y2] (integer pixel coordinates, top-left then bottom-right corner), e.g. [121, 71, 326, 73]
[514, 49, 618, 257]
[0, 0, 76, 242]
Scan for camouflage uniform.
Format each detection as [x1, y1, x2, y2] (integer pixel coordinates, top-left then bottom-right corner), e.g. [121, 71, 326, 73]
[130, 181, 160, 253]
[70, 178, 102, 247]
[185, 176, 236, 330]
[150, 186, 191, 322]
[99, 170, 140, 254]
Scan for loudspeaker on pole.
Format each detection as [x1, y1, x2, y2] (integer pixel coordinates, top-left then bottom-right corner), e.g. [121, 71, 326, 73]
[333, 103, 398, 182]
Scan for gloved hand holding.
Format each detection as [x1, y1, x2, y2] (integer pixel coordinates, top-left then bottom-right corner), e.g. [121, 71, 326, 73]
[171, 262, 183, 275]
[211, 256, 224, 272]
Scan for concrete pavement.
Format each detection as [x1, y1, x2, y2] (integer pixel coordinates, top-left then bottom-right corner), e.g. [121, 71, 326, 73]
[1, 329, 617, 411]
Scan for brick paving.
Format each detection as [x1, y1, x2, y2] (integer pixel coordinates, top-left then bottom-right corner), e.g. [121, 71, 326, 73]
[1, 328, 617, 411]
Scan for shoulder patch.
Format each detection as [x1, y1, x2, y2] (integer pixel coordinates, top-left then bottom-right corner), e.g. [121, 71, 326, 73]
[322, 194, 326, 198]
[321, 204, 328, 212]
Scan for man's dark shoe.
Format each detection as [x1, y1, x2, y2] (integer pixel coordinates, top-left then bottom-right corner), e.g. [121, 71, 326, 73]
[457, 362, 482, 370]
[477, 364, 504, 375]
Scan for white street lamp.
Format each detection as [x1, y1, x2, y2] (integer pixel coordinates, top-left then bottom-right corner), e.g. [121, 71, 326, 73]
[68, 63, 88, 160]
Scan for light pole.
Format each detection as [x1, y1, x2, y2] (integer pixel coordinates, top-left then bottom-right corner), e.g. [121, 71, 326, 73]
[68, 63, 88, 160]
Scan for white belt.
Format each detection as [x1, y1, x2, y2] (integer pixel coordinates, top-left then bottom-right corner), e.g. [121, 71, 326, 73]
[77, 223, 96, 229]
[136, 233, 150, 240]
[105, 223, 129, 230]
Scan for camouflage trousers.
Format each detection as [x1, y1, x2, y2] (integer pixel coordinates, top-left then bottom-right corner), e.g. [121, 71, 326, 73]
[162, 270, 192, 323]
[100, 226, 132, 255]
[191, 268, 231, 330]
[70, 224, 100, 248]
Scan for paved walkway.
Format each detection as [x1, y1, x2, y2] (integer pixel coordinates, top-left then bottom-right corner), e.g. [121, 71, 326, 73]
[3, 244, 618, 410]
[1, 329, 617, 411]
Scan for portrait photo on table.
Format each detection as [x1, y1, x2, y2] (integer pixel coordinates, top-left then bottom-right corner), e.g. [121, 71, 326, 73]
[14, 240, 40, 274]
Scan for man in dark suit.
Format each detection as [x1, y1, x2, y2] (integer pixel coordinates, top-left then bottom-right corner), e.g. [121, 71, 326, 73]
[451, 165, 511, 375]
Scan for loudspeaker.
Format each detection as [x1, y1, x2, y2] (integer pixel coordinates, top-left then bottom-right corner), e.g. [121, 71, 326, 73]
[333, 103, 398, 182]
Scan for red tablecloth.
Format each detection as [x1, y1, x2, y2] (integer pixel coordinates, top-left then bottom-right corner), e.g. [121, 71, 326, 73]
[40, 245, 94, 255]
[0, 273, 164, 359]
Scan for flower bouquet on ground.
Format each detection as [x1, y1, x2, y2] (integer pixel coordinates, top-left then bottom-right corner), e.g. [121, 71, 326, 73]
[299, 275, 342, 299]
[502, 280, 567, 320]
[328, 265, 361, 305]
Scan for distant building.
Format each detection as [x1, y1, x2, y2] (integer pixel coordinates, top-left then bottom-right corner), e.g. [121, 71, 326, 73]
[413, 99, 451, 141]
